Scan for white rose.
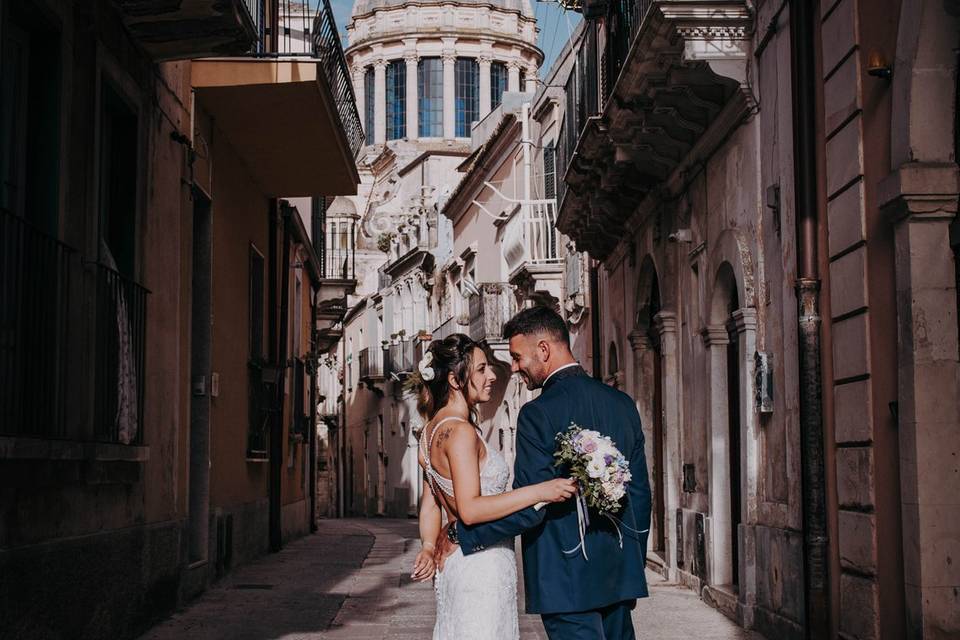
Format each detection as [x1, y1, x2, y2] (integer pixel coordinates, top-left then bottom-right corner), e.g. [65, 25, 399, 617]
[586, 459, 605, 479]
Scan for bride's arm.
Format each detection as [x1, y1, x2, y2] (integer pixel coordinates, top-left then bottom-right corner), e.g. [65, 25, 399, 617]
[445, 423, 575, 526]
[412, 456, 442, 581]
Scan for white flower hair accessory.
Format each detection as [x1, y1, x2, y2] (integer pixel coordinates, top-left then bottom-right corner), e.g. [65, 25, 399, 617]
[418, 350, 435, 381]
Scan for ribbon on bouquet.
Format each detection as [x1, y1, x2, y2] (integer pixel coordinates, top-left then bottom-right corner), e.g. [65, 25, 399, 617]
[562, 492, 591, 560]
[560, 497, 649, 561]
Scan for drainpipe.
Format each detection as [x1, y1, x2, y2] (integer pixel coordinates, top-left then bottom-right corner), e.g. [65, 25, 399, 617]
[590, 260, 602, 379]
[309, 289, 318, 533]
[270, 203, 292, 552]
[790, 1, 830, 637]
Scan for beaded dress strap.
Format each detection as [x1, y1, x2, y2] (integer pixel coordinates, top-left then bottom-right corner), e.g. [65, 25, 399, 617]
[420, 417, 462, 497]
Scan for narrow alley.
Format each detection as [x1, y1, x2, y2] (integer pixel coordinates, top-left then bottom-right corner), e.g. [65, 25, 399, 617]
[139, 519, 761, 640]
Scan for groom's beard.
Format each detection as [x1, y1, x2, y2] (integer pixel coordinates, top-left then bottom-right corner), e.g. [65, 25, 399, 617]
[517, 370, 544, 391]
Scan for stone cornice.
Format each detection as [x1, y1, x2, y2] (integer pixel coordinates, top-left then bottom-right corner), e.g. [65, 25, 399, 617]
[346, 32, 543, 64]
[701, 324, 730, 346]
[879, 162, 960, 224]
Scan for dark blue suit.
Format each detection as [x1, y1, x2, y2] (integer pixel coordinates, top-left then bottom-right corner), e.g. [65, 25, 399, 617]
[456, 365, 651, 639]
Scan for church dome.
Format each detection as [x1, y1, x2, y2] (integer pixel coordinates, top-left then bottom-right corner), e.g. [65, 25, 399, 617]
[351, 0, 534, 19]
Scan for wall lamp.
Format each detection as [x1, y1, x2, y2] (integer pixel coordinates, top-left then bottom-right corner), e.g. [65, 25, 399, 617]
[867, 51, 893, 79]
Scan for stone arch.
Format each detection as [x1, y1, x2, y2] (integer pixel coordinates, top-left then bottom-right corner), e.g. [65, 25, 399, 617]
[703, 257, 759, 597]
[630, 254, 672, 564]
[634, 254, 663, 334]
[890, 0, 960, 166]
[706, 229, 756, 316]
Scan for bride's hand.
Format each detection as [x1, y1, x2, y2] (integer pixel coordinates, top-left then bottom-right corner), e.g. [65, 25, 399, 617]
[537, 477, 578, 503]
[411, 546, 436, 582]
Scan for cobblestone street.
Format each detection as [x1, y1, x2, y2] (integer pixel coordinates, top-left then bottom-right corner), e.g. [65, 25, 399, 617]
[139, 519, 762, 640]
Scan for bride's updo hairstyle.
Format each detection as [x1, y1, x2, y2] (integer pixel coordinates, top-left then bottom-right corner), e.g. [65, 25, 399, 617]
[416, 333, 478, 420]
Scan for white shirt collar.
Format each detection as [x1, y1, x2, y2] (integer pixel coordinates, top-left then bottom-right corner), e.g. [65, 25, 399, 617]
[544, 362, 580, 384]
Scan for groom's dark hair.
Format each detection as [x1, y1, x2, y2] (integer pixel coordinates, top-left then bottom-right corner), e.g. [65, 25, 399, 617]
[503, 306, 570, 346]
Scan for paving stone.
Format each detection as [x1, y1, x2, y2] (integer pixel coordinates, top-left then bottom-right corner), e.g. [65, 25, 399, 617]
[139, 518, 764, 639]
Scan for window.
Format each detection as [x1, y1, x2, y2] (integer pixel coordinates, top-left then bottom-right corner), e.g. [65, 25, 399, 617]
[418, 57, 443, 137]
[520, 68, 527, 92]
[99, 82, 139, 278]
[455, 58, 479, 137]
[386, 60, 406, 140]
[490, 61, 508, 110]
[0, 4, 69, 440]
[364, 67, 375, 144]
[247, 246, 267, 458]
[543, 142, 556, 200]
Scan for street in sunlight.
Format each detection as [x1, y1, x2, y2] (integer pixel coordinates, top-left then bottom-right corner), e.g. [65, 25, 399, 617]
[138, 519, 760, 640]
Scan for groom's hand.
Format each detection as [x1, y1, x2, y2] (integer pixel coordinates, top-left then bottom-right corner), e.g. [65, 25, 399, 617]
[434, 522, 459, 571]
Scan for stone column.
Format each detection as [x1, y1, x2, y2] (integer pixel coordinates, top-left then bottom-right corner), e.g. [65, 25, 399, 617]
[732, 307, 758, 614]
[879, 162, 960, 638]
[442, 42, 456, 140]
[374, 58, 387, 145]
[507, 61, 520, 93]
[352, 64, 365, 140]
[524, 64, 538, 92]
[628, 329, 660, 557]
[405, 53, 418, 140]
[478, 55, 492, 119]
[655, 311, 680, 581]
[703, 324, 732, 586]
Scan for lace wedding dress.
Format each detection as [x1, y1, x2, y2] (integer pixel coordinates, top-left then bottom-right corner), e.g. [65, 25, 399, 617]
[420, 418, 520, 640]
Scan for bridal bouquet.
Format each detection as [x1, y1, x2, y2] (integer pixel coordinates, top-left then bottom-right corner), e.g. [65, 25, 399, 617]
[548, 423, 642, 560]
[554, 424, 632, 513]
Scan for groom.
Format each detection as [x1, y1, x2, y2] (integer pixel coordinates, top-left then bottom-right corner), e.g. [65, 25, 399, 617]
[437, 306, 652, 639]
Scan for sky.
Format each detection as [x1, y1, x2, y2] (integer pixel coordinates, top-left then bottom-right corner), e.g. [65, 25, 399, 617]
[325, 0, 582, 77]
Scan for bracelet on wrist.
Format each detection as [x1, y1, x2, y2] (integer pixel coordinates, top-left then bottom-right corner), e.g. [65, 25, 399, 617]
[422, 541, 436, 550]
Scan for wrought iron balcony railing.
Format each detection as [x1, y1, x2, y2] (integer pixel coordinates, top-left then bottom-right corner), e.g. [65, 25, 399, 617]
[0, 208, 76, 439]
[0, 208, 149, 445]
[358, 346, 386, 380]
[310, 0, 365, 157]
[468, 283, 516, 345]
[314, 198, 357, 282]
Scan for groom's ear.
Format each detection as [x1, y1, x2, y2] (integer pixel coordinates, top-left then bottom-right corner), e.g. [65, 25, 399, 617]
[537, 339, 551, 362]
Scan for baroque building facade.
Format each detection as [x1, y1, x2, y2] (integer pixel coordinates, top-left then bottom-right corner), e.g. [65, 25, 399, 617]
[316, 0, 546, 518]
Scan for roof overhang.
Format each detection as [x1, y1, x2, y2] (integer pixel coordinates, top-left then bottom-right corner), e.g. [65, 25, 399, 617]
[192, 58, 360, 197]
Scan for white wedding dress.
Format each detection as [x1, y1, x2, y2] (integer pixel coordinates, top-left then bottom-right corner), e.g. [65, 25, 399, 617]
[420, 418, 520, 640]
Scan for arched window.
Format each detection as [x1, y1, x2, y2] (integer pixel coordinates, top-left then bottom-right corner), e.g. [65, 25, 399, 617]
[418, 58, 443, 137]
[364, 67, 375, 144]
[385, 60, 406, 140]
[491, 61, 508, 110]
[607, 341, 619, 378]
[455, 57, 479, 137]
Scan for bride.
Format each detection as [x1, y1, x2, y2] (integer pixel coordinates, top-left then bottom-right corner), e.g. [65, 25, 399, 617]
[409, 333, 577, 639]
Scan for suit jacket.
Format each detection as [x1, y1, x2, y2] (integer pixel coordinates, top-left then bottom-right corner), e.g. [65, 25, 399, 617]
[456, 365, 651, 614]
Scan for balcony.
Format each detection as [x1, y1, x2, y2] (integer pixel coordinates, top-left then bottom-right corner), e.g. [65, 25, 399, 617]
[312, 199, 358, 351]
[556, 1, 754, 260]
[191, 0, 362, 197]
[113, 0, 261, 61]
[1, 208, 148, 447]
[386, 338, 427, 379]
[358, 347, 386, 382]
[499, 200, 564, 307]
[467, 283, 516, 364]
[1, 209, 77, 440]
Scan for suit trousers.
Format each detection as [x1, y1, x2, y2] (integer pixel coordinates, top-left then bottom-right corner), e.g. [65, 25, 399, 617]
[540, 599, 637, 640]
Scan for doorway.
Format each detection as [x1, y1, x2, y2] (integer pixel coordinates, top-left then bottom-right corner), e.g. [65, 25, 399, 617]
[188, 192, 212, 564]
